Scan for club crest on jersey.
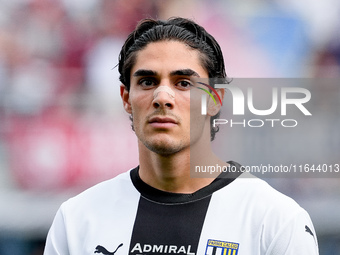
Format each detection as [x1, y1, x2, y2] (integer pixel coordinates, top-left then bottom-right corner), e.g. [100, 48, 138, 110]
[205, 239, 239, 255]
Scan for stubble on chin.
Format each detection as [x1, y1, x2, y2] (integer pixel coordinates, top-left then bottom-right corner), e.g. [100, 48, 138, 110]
[142, 138, 186, 156]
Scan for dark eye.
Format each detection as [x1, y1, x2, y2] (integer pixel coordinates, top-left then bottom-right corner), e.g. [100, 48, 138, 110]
[138, 78, 157, 88]
[176, 80, 193, 89]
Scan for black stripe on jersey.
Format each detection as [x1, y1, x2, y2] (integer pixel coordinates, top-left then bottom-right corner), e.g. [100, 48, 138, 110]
[129, 195, 210, 255]
[128, 161, 242, 254]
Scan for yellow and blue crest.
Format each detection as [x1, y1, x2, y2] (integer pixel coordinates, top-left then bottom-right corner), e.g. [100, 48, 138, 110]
[205, 239, 239, 255]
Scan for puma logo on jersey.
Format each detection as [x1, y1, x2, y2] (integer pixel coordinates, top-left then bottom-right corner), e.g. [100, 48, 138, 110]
[94, 243, 123, 255]
[305, 225, 314, 237]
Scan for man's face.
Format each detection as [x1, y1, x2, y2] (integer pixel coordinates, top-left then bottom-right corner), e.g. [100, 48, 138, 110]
[121, 40, 210, 156]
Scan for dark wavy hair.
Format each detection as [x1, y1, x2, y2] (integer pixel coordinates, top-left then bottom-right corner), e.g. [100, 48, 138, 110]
[118, 17, 228, 140]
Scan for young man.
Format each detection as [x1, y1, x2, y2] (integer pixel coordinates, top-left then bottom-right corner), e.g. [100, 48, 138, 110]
[44, 18, 319, 255]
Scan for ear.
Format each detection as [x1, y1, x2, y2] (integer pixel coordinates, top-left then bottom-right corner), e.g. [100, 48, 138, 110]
[207, 88, 225, 116]
[120, 85, 132, 114]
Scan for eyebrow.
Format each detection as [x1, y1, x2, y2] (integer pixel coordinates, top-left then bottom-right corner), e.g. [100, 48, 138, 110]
[133, 69, 157, 77]
[170, 69, 200, 77]
[132, 69, 200, 77]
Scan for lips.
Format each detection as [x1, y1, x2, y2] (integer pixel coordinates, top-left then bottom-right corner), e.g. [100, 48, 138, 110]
[149, 116, 177, 124]
[148, 116, 178, 128]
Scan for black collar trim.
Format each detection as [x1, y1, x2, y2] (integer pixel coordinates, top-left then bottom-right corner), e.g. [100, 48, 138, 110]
[130, 161, 242, 204]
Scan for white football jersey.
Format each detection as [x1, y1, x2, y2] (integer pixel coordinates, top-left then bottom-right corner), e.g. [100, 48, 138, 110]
[44, 161, 318, 255]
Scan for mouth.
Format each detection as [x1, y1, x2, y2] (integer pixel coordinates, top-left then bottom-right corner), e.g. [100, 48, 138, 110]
[148, 116, 178, 129]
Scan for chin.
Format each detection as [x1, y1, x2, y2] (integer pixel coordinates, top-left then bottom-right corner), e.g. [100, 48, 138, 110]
[144, 140, 185, 156]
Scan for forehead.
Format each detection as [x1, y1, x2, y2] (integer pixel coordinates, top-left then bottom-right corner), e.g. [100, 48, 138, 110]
[131, 41, 208, 77]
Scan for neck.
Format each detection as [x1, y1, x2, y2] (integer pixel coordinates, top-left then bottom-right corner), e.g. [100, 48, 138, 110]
[138, 138, 225, 194]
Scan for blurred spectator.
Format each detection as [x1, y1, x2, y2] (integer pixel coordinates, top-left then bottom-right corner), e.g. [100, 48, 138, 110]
[1, 0, 159, 191]
[313, 31, 340, 77]
[85, 0, 159, 114]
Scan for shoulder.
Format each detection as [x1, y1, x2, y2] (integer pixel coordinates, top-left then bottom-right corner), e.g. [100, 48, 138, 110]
[213, 172, 308, 228]
[60, 170, 138, 214]
[231, 173, 302, 213]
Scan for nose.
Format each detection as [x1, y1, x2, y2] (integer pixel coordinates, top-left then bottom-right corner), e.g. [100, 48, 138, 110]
[152, 86, 175, 109]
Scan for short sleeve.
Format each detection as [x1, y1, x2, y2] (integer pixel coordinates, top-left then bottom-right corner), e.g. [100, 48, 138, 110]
[44, 205, 70, 255]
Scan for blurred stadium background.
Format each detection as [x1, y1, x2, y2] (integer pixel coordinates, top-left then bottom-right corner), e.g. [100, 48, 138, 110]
[0, 0, 339, 254]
